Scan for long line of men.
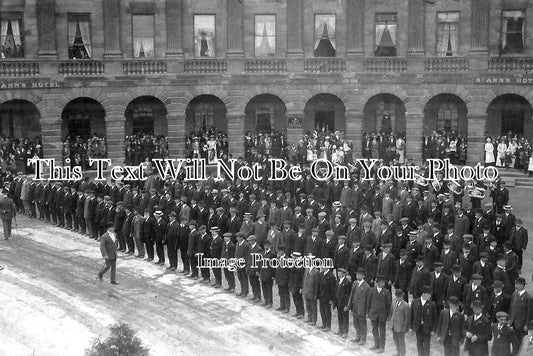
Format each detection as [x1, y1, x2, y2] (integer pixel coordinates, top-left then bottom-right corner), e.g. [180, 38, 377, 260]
[3, 168, 532, 356]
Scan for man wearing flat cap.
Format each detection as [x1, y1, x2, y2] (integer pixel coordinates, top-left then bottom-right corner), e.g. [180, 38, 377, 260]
[491, 311, 520, 356]
[493, 254, 513, 296]
[222, 232, 236, 292]
[436, 296, 464, 356]
[411, 285, 438, 356]
[509, 277, 533, 340]
[464, 300, 492, 356]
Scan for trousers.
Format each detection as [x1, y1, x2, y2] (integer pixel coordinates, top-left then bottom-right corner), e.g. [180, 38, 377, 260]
[98, 259, 116, 282]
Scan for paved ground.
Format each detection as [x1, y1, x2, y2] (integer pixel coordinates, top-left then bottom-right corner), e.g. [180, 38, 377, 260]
[0, 188, 531, 356]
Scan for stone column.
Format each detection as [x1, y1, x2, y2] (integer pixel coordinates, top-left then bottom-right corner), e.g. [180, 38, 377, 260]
[407, 0, 425, 55]
[166, 0, 183, 57]
[36, 0, 57, 56]
[167, 113, 185, 157]
[103, 0, 122, 57]
[286, 112, 304, 146]
[287, 0, 304, 56]
[346, 0, 364, 56]
[227, 0, 244, 57]
[346, 110, 364, 158]
[471, 0, 489, 53]
[466, 114, 486, 165]
[105, 113, 125, 164]
[405, 114, 423, 163]
[227, 112, 245, 158]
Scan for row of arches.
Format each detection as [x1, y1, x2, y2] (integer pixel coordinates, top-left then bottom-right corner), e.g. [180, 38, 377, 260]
[0, 93, 531, 141]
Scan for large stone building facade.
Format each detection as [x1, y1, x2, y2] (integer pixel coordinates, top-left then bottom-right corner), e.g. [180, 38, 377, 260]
[1, 0, 533, 165]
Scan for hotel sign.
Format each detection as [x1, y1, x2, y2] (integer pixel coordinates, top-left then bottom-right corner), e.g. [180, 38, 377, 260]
[0, 81, 63, 90]
[475, 76, 533, 85]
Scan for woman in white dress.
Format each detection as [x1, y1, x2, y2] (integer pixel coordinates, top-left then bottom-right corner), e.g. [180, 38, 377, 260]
[484, 137, 495, 166]
[496, 138, 507, 167]
[207, 136, 218, 164]
[396, 136, 406, 164]
[506, 138, 517, 168]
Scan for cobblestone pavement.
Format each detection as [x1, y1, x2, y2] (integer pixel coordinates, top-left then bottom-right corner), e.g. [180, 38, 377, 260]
[0, 188, 531, 356]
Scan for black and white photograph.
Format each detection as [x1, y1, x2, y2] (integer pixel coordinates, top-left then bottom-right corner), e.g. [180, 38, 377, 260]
[1, 0, 533, 355]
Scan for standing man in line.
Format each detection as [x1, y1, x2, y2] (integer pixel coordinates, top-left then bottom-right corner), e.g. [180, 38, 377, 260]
[302, 255, 320, 325]
[222, 232, 236, 292]
[436, 296, 464, 356]
[334, 267, 351, 338]
[97, 223, 119, 285]
[367, 275, 392, 353]
[411, 285, 438, 356]
[390, 289, 410, 356]
[464, 300, 492, 356]
[317, 265, 335, 331]
[0, 189, 16, 240]
[346, 268, 371, 345]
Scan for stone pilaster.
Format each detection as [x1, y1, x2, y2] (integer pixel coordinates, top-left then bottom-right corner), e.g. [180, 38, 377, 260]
[40, 117, 62, 163]
[168, 113, 185, 157]
[103, 0, 122, 57]
[471, 0, 489, 53]
[407, 0, 425, 55]
[36, 0, 57, 56]
[346, 110, 363, 158]
[226, 0, 244, 57]
[166, 0, 183, 57]
[346, 0, 364, 56]
[227, 112, 245, 158]
[466, 115, 486, 165]
[287, 0, 304, 56]
[105, 114, 125, 164]
[405, 114, 423, 163]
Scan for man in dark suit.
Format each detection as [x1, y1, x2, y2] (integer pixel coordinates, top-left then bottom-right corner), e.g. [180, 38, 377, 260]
[153, 211, 167, 265]
[275, 246, 291, 313]
[346, 268, 370, 344]
[409, 256, 430, 299]
[411, 285, 438, 356]
[493, 255, 514, 296]
[436, 296, 464, 356]
[177, 216, 190, 274]
[165, 212, 179, 271]
[347, 239, 364, 281]
[334, 268, 351, 338]
[463, 274, 489, 316]
[334, 235, 350, 274]
[509, 219, 528, 271]
[445, 264, 466, 302]
[289, 252, 305, 318]
[491, 311, 520, 356]
[464, 300, 492, 356]
[367, 275, 391, 353]
[318, 266, 336, 331]
[376, 242, 395, 290]
[0, 190, 16, 240]
[508, 277, 533, 340]
[222, 232, 236, 292]
[390, 289, 410, 356]
[259, 240, 275, 307]
[488, 280, 511, 323]
[97, 223, 119, 285]
[235, 232, 250, 297]
[302, 259, 320, 325]
[210, 227, 224, 288]
[186, 220, 199, 278]
[430, 262, 448, 313]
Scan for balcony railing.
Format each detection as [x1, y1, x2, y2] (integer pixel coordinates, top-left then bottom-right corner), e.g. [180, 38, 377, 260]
[123, 60, 167, 75]
[425, 57, 469, 72]
[364, 58, 408, 72]
[0, 61, 40, 76]
[58, 60, 105, 75]
[184, 59, 227, 73]
[488, 57, 533, 71]
[304, 58, 346, 73]
[244, 59, 287, 73]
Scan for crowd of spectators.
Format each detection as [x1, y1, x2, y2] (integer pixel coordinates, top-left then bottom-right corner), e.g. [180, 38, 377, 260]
[185, 128, 229, 164]
[422, 131, 468, 165]
[125, 134, 169, 166]
[363, 132, 407, 165]
[62, 134, 107, 170]
[0, 136, 43, 174]
[484, 132, 533, 174]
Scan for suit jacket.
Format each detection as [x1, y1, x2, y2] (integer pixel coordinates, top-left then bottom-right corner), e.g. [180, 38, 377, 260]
[464, 314, 492, 355]
[259, 249, 275, 281]
[390, 298, 411, 332]
[302, 267, 320, 300]
[99, 231, 118, 260]
[334, 245, 350, 271]
[246, 243, 263, 275]
[0, 196, 16, 220]
[411, 298, 438, 334]
[187, 229, 200, 256]
[436, 309, 465, 346]
[318, 270, 336, 302]
[334, 277, 352, 309]
[491, 323, 520, 356]
[347, 280, 370, 317]
[509, 290, 533, 330]
[489, 292, 511, 322]
[429, 272, 448, 309]
[493, 266, 513, 296]
[210, 236, 223, 259]
[154, 218, 168, 243]
[394, 259, 413, 291]
[376, 252, 395, 284]
[463, 285, 488, 315]
[367, 287, 392, 323]
[445, 275, 466, 302]
[409, 267, 430, 298]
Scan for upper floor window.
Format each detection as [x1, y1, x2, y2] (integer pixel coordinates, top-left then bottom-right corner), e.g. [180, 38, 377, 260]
[132, 15, 154, 58]
[375, 13, 397, 57]
[437, 12, 459, 57]
[314, 14, 336, 57]
[68, 14, 92, 59]
[0, 14, 24, 58]
[255, 15, 275, 57]
[501, 10, 525, 54]
[194, 15, 215, 57]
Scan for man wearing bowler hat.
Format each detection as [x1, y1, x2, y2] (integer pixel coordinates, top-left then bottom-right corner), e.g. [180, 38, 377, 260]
[509, 218, 528, 272]
[390, 288, 410, 356]
[246, 235, 263, 301]
[334, 267, 351, 338]
[436, 296, 464, 356]
[317, 265, 335, 331]
[489, 280, 511, 323]
[210, 227, 223, 288]
[346, 268, 370, 344]
[411, 285, 438, 356]
[492, 311, 520, 356]
[97, 222, 119, 285]
[367, 274, 391, 353]
[464, 274, 488, 316]
[508, 276, 533, 340]
[464, 300, 492, 356]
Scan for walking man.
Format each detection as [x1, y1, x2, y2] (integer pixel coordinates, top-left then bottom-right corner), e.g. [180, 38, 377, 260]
[0, 189, 16, 240]
[97, 223, 119, 285]
[411, 285, 438, 356]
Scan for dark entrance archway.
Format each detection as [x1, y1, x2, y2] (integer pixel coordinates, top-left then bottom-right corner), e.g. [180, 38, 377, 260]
[423, 94, 468, 136]
[0, 99, 41, 139]
[61, 98, 106, 140]
[125, 96, 168, 136]
[304, 94, 346, 133]
[244, 94, 287, 134]
[363, 94, 406, 134]
[185, 95, 227, 136]
[486, 94, 532, 138]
